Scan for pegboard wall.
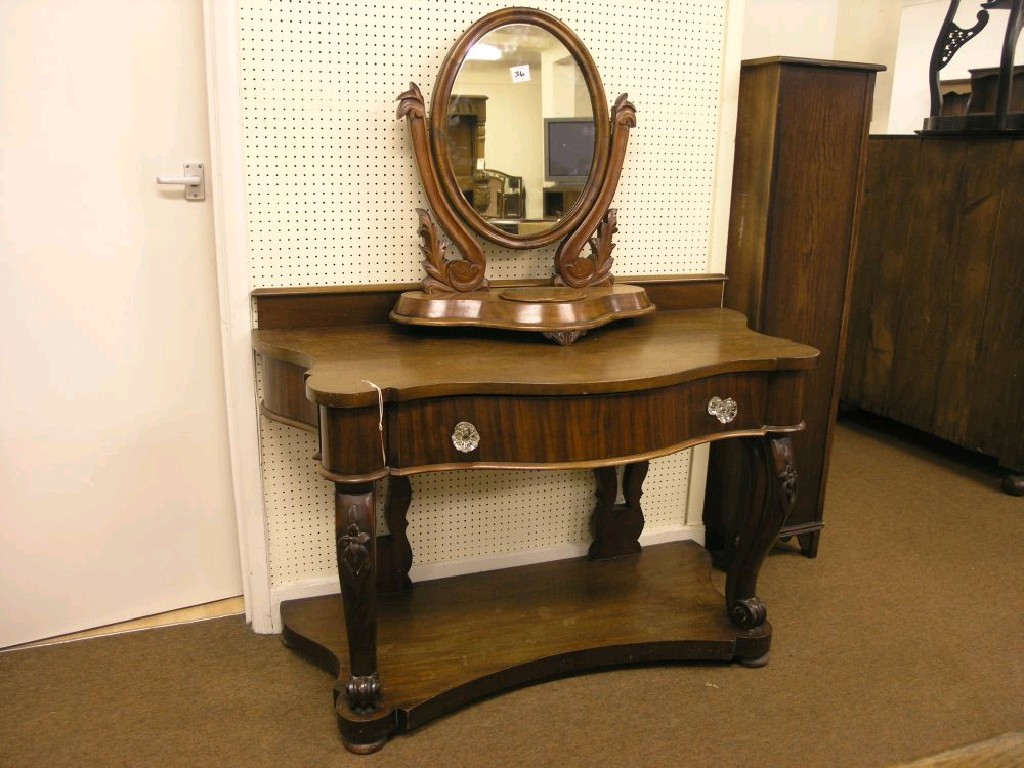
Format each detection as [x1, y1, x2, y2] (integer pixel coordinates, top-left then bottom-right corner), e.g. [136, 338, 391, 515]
[240, 0, 728, 594]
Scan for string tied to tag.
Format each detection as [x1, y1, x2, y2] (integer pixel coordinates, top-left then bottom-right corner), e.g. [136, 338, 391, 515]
[361, 380, 386, 467]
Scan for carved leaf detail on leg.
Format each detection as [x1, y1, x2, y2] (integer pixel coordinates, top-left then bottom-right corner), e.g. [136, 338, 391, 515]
[778, 459, 798, 508]
[338, 505, 371, 580]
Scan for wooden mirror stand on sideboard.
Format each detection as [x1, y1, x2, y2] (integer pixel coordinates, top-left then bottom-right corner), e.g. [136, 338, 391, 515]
[704, 57, 884, 561]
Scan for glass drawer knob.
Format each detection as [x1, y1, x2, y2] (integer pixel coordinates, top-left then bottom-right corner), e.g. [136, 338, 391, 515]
[708, 396, 738, 424]
[452, 421, 480, 453]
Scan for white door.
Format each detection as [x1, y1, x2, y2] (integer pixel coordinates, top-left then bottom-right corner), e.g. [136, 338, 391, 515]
[0, 0, 243, 647]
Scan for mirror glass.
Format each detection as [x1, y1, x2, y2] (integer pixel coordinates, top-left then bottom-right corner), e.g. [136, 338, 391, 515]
[445, 24, 595, 237]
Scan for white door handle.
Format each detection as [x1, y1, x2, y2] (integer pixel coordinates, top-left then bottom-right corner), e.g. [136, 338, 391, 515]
[156, 174, 201, 185]
[156, 162, 205, 200]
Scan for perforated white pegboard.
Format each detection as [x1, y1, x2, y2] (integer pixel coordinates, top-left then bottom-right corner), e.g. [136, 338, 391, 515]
[259, 414, 693, 587]
[242, 0, 726, 590]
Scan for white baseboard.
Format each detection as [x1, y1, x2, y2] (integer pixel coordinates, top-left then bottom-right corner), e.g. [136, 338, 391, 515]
[265, 524, 705, 633]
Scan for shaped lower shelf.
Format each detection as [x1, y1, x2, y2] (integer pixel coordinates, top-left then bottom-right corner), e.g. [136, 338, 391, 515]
[281, 540, 771, 753]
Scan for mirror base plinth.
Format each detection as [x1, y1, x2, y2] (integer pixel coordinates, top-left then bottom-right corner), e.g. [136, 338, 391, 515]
[389, 284, 655, 344]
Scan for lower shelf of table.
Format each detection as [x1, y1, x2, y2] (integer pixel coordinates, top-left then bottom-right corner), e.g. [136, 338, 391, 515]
[281, 540, 772, 751]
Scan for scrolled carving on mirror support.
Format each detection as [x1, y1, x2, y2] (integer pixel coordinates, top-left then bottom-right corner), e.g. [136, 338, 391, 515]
[397, 83, 487, 293]
[554, 94, 636, 289]
[415, 207, 490, 294]
[555, 208, 617, 289]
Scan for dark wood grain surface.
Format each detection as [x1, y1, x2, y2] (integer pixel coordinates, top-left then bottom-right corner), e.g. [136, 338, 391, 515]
[843, 135, 1024, 475]
[254, 308, 817, 409]
[281, 540, 770, 733]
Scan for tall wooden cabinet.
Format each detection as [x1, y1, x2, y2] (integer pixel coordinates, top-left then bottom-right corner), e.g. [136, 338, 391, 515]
[704, 57, 883, 559]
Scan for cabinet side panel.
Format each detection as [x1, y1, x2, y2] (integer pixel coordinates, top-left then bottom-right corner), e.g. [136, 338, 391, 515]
[723, 64, 781, 329]
[757, 66, 876, 533]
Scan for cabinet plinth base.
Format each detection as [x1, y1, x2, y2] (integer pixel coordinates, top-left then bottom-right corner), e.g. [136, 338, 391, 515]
[281, 540, 772, 753]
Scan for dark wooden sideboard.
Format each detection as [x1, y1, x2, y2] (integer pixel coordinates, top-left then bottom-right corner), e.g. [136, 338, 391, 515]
[843, 135, 1024, 494]
[252, 276, 819, 753]
[705, 57, 883, 559]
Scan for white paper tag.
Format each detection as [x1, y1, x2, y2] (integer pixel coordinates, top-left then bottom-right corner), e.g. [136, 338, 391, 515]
[510, 64, 531, 83]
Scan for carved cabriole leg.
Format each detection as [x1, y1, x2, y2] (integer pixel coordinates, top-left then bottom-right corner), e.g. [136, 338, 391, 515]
[333, 482, 382, 723]
[375, 476, 413, 592]
[589, 462, 648, 560]
[702, 439, 746, 570]
[725, 435, 797, 663]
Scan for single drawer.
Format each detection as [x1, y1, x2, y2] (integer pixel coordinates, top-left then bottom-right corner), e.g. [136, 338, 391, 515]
[387, 372, 772, 470]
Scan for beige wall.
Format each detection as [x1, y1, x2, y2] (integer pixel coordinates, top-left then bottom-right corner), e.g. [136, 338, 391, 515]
[739, 0, 900, 134]
[834, 0, 901, 133]
[741, 0, 839, 60]
[889, 0, 1024, 133]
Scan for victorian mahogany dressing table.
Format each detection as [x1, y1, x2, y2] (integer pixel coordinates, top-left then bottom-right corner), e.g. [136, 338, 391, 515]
[253, 9, 819, 753]
[254, 279, 817, 753]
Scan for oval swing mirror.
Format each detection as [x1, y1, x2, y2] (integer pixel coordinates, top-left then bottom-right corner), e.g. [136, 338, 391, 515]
[393, 8, 650, 343]
[430, 8, 610, 249]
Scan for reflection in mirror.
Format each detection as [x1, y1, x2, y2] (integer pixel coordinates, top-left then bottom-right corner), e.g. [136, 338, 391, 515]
[447, 23, 593, 235]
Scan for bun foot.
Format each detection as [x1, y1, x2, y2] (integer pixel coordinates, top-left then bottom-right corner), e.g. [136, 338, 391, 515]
[737, 650, 770, 668]
[1002, 474, 1024, 497]
[343, 737, 387, 755]
[334, 677, 395, 753]
[337, 709, 395, 754]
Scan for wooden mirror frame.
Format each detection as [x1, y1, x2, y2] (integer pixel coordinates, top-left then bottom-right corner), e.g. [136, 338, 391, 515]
[430, 9, 611, 252]
[393, 8, 651, 343]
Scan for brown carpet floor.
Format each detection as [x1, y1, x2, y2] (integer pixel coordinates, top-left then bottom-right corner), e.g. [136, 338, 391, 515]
[2, 418, 1023, 767]
[893, 730, 1024, 767]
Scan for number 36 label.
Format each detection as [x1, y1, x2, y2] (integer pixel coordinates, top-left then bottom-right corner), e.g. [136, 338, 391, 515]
[510, 65, 531, 83]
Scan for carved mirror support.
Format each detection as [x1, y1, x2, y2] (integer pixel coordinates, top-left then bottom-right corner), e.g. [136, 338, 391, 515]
[397, 85, 488, 293]
[555, 93, 636, 289]
[391, 8, 654, 343]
